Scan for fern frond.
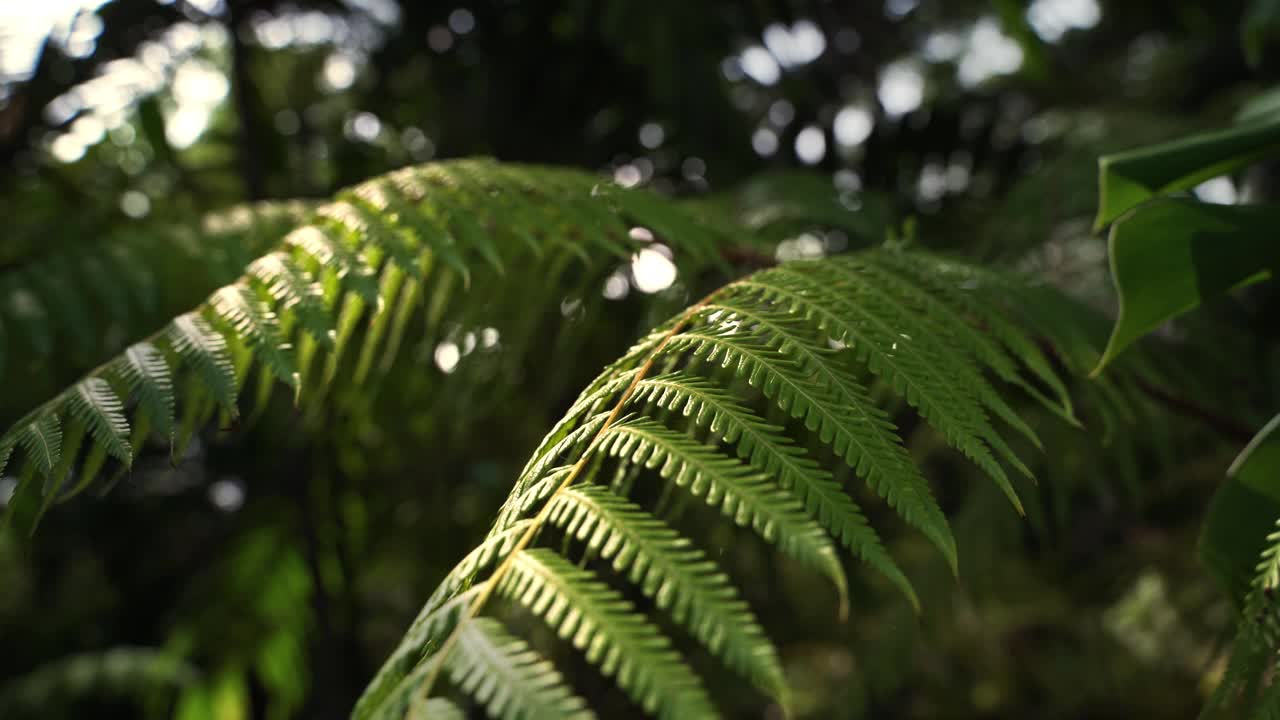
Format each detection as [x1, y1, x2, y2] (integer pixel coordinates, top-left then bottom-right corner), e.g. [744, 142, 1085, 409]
[209, 285, 300, 393]
[371, 245, 1071, 719]
[733, 261, 1030, 512]
[592, 415, 849, 605]
[14, 412, 62, 478]
[247, 252, 335, 347]
[116, 342, 175, 436]
[626, 372, 919, 608]
[546, 483, 787, 697]
[449, 617, 595, 720]
[685, 299, 958, 575]
[66, 377, 132, 469]
[495, 549, 717, 719]
[0, 201, 311, 424]
[409, 698, 467, 720]
[168, 313, 239, 417]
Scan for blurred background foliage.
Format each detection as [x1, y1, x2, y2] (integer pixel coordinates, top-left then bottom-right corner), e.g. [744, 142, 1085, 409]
[0, 0, 1277, 717]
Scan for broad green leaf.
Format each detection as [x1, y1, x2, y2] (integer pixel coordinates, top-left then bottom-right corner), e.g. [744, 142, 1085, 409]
[1094, 199, 1280, 372]
[1200, 415, 1280, 606]
[1094, 118, 1280, 229]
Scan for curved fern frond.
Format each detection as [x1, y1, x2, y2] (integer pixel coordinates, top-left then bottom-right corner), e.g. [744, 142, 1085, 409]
[0, 201, 312, 423]
[169, 313, 239, 417]
[362, 246, 1074, 719]
[494, 549, 717, 719]
[625, 372, 918, 609]
[2, 158, 766, 536]
[448, 617, 595, 720]
[546, 484, 786, 698]
[13, 412, 62, 478]
[66, 377, 132, 470]
[116, 341, 175, 437]
[592, 415, 849, 605]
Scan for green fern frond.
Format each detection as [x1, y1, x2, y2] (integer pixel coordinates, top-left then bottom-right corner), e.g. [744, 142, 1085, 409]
[494, 549, 717, 719]
[209, 285, 300, 394]
[448, 617, 595, 720]
[168, 313, 240, 417]
[2, 158, 1089, 718]
[66, 377, 132, 469]
[592, 415, 850, 605]
[625, 372, 919, 609]
[116, 342, 175, 437]
[366, 244, 1077, 719]
[0, 201, 311, 423]
[409, 698, 467, 720]
[684, 298, 959, 575]
[14, 412, 62, 478]
[733, 261, 1031, 512]
[546, 483, 787, 697]
[247, 252, 335, 347]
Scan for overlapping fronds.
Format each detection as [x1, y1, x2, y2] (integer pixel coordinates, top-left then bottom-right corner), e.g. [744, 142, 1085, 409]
[0, 158, 752, 536]
[356, 247, 1075, 719]
[0, 201, 312, 423]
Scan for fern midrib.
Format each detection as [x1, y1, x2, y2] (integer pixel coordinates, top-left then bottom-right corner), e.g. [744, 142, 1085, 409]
[412, 289, 719, 704]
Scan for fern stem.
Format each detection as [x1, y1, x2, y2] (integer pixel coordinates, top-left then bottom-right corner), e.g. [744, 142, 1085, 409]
[414, 290, 720, 705]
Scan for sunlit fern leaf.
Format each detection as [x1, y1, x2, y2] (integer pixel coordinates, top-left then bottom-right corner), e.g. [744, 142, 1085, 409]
[623, 372, 919, 608]
[813, 259, 1044, 450]
[493, 549, 717, 720]
[208, 285, 300, 394]
[1, 159, 766, 535]
[665, 324, 961, 568]
[449, 617, 596, 720]
[732, 262, 1030, 513]
[66, 378, 131, 468]
[168, 313, 239, 417]
[117, 340, 175, 430]
[13, 412, 62, 478]
[246, 252, 335, 347]
[684, 298, 958, 576]
[371, 246, 1071, 719]
[591, 415, 849, 606]
[0, 202, 312, 427]
[863, 249, 1076, 422]
[283, 225, 380, 303]
[546, 484, 787, 698]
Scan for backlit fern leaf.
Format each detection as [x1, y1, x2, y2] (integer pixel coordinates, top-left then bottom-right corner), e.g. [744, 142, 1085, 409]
[66, 378, 131, 468]
[14, 412, 62, 478]
[0, 158, 1085, 719]
[735, 260, 1032, 512]
[493, 549, 717, 719]
[592, 415, 849, 604]
[116, 342, 175, 436]
[362, 244, 1077, 719]
[169, 313, 239, 417]
[625, 372, 918, 608]
[209, 285, 300, 393]
[448, 618, 595, 720]
[546, 483, 786, 697]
